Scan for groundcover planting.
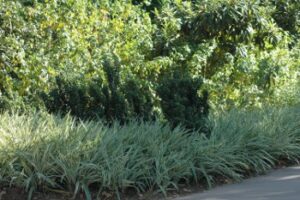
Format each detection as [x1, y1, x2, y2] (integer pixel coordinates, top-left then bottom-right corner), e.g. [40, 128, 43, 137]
[1, 106, 300, 199]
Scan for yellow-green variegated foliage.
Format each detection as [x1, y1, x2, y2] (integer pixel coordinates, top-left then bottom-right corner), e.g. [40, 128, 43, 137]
[0, 0, 299, 113]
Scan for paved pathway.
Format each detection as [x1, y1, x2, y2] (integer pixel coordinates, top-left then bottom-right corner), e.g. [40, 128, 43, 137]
[175, 166, 300, 200]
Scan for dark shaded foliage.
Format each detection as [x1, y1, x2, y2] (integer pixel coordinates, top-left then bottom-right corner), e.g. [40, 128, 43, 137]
[157, 72, 209, 131]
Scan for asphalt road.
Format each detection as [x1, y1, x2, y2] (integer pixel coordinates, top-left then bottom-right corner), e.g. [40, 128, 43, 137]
[175, 166, 300, 200]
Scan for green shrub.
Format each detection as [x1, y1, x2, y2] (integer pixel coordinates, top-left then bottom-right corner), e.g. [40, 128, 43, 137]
[43, 55, 158, 122]
[157, 73, 209, 131]
[43, 76, 157, 123]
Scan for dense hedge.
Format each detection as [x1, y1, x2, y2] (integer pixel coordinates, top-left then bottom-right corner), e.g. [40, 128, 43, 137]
[157, 73, 209, 130]
[0, 0, 299, 121]
[43, 72, 210, 131]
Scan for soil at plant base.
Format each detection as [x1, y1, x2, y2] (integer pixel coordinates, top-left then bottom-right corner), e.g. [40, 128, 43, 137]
[0, 183, 207, 200]
[0, 187, 70, 200]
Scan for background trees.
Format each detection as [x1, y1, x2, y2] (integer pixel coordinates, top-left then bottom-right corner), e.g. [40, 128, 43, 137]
[0, 0, 299, 123]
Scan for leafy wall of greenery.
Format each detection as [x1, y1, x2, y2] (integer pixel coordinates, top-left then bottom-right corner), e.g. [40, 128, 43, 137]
[0, 0, 299, 118]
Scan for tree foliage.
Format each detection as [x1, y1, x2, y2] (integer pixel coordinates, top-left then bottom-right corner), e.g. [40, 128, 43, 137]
[0, 0, 299, 119]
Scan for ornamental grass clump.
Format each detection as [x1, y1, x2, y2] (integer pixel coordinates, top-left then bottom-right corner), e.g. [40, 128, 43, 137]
[0, 106, 300, 199]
